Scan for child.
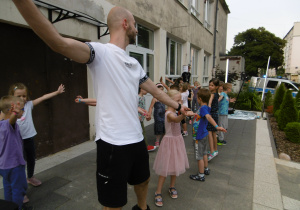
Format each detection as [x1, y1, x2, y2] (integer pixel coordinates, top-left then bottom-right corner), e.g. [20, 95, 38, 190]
[9, 83, 65, 187]
[0, 96, 29, 209]
[191, 81, 201, 113]
[187, 83, 193, 124]
[148, 83, 166, 147]
[207, 78, 220, 161]
[190, 89, 226, 181]
[179, 83, 189, 136]
[138, 88, 156, 152]
[153, 90, 194, 207]
[218, 83, 236, 145]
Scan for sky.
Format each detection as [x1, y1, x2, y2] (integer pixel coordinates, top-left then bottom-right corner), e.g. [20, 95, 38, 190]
[225, 0, 300, 51]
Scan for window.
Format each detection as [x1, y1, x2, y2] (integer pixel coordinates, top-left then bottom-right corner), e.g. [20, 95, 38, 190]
[266, 81, 278, 89]
[190, 47, 199, 83]
[190, 0, 200, 19]
[166, 38, 182, 78]
[127, 24, 154, 81]
[284, 82, 298, 91]
[137, 25, 154, 50]
[204, 0, 211, 29]
[203, 54, 209, 85]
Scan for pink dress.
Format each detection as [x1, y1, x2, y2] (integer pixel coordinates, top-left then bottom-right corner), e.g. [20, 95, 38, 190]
[153, 111, 189, 177]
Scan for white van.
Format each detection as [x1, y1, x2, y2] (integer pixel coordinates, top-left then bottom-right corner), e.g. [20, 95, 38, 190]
[249, 77, 299, 97]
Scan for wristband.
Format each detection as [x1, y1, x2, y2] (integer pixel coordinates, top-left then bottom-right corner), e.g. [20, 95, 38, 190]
[79, 99, 85, 104]
[176, 103, 181, 112]
[215, 125, 218, 128]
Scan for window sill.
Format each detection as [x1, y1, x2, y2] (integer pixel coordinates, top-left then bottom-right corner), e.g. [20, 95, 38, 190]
[191, 13, 203, 26]
[175, 0, 188, 11]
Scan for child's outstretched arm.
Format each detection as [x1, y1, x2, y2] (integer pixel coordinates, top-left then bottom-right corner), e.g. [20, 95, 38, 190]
[160, 77, 170, 91]
[165, 77, 175, 85]
[148, 97, 157, 117]
[75, 96, 97, 106]
[205, 114, 227, 132]
[9, 103, 21, 125]
[218, 95, 224, 102]
[167, 111, 195, 123]
[33, 84, 65, 106]
[208, 94, 214, 107]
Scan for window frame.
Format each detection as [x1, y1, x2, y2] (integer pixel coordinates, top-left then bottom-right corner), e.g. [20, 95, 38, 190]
[166, 38, 183, 79]
[203, 53, 209, 86]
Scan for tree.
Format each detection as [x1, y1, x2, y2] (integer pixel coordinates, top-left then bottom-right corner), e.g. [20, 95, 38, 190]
[278, 90, 298, 130]
[215, 69, 239, 83]
[228, 27, 286, 76]
[273, 83, 286, 114]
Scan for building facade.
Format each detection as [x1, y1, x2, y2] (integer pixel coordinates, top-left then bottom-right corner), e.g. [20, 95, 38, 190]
[283, 22, 300, 83]
[0, 0, 229, 156]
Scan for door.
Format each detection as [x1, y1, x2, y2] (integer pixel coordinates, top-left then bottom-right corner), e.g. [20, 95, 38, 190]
[0, 22, 89, 157]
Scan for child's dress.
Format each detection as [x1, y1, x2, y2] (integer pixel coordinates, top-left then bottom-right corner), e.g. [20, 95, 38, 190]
[207, 92, 219, 131]
[154, 101, 165, 135]
[153, 111, 189, 177]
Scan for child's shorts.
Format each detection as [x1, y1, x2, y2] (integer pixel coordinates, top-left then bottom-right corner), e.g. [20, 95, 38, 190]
[96, 139, 150, 208]
[194, 136, 209, 160]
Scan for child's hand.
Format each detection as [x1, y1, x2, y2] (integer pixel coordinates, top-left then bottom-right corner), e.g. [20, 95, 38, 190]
[57, 84, 65, 94]
[230, 98, 236, 103]
[146, 114, 151, 121]
[75, 95, 83, 103]
[185, 111, 196, 117]
[217, 127, 227, 132]
[10, 102, 21, 115]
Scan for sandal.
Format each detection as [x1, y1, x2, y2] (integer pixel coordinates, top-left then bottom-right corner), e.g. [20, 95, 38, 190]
[169, 187, 178, 199]
[154, 193, 163, 207]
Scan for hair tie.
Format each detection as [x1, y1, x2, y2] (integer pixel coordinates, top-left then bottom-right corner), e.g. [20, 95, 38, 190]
[14, 86, 18, 90]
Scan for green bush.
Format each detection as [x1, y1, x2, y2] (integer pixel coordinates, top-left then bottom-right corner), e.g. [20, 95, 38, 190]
[264, 90, 273, 108]
[274, 109, 281, 119]
[295, 90, 300, 111]
[273, 83, 286, 114]
[278, 90, 298, 130]
[284, 122, 300, 143]
[235, 90, 262, 111]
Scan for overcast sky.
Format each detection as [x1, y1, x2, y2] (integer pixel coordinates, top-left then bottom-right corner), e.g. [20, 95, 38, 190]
[225, 0, 300, 51]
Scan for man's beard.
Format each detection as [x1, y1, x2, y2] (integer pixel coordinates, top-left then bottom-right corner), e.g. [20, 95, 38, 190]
[128, 26, 136, 44]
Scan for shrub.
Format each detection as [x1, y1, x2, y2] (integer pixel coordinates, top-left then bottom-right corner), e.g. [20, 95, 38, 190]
[235, 90, 262, 111]
[284, 122, 300, 143]
[295, 90, 300, 111]
[278, 90, 298, 130]
[273, 83, 286, 114]
[264, 90, 273, 108]
[274, 109, 280, 119]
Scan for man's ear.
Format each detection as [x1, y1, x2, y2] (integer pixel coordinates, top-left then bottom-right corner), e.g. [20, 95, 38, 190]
[122, 18, 128, 30]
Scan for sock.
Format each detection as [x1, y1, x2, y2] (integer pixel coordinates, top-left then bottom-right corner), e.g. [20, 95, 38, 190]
[205, 167, 208, 171]
[199, 173, 204, 177]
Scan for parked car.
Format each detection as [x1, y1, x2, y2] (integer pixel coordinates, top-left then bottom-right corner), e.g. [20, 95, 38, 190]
[249, 77, 299, 97]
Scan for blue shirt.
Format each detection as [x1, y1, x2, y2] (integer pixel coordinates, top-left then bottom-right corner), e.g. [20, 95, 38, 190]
[192, 105, 211, 140]
[219, 92, 229, 115]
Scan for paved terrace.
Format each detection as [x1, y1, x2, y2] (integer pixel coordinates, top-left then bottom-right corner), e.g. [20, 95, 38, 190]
[1, 116, 300, 209]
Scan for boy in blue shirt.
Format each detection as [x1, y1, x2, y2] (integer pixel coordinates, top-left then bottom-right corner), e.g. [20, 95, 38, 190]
[190, 89, 226, 181]
[218, 83, 236, 145]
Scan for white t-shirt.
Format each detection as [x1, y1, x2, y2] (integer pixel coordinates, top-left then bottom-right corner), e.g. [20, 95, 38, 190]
[181, 90, 189, 107]
[86, 42, 148, 145]
[17, 101, 37, 139]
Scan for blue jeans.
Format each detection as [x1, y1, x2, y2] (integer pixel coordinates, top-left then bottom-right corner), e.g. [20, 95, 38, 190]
[0, 165, 27, 209]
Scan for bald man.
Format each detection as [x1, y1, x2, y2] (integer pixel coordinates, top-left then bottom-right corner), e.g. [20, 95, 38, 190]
[12, 1, 190, 209]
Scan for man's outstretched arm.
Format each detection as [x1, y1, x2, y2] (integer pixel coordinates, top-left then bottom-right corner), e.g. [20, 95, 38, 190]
[12, 0, 90, 63]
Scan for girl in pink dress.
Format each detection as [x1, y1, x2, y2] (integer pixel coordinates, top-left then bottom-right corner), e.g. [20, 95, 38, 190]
[153, 90, 194, 207]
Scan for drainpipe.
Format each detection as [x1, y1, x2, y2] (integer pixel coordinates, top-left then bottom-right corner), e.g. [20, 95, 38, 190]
[212, 0, 219, 75]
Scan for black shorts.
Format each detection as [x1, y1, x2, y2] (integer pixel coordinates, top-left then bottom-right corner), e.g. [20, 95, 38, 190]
[96, 139, 150, 208]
